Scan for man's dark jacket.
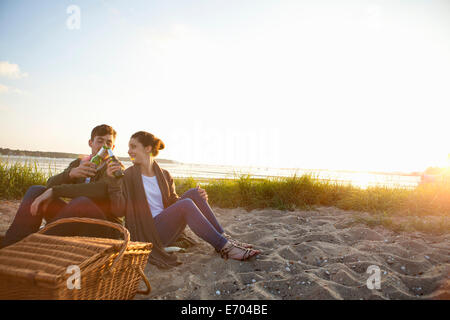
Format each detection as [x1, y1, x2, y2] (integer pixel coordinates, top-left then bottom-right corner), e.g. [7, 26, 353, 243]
[46, 158, 123, 225]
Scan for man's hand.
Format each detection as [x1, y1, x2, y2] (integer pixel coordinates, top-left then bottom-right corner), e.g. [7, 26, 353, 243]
[106, 159, 125, 178]
[30, 188, 53, 216]
[197, 184, 208, 202]
[69, 161, 97, 179]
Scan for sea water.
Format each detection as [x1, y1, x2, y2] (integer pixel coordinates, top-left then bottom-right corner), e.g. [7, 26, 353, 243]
[0, 155, 421, 189]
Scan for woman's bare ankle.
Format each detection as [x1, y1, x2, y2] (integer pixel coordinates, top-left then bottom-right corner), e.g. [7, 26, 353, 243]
[221, 241, 231, 251]
[220, 241, 260, 261]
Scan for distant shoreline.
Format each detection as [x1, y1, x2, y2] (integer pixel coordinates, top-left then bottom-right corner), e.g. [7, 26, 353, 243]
[1, 147, 442, 177]
[0, 147, 178, 164]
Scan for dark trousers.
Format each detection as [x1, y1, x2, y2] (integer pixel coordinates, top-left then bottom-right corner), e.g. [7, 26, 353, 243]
[2, 185, 111, 248]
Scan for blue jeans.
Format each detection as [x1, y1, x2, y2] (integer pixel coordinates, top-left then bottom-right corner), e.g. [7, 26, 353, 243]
[2, 185, 111, 248]
[153, 188, 227, 251]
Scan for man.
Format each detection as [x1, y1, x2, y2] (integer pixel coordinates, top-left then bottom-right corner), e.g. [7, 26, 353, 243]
[1, 124, 123, 248]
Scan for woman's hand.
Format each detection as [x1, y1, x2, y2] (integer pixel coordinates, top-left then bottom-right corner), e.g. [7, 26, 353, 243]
[106, 159, 125, 178]
[197, 185, 208, 202]
[30, 188, 53, 216]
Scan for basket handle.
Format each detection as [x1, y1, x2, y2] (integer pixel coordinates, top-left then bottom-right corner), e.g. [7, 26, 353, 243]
[136, 266, 152, 295]
[38, 217, 130, 273]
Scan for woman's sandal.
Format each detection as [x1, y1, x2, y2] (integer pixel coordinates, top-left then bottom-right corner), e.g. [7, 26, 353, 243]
[219, 242, 260, 261]
[222, 233, 253, 248]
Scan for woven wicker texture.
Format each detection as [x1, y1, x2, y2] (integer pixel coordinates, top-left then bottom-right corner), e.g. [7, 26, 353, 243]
[0, 218, 152, 300]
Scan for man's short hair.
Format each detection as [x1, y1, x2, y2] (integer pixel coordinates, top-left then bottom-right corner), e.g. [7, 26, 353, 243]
[91, 124, 117, 140]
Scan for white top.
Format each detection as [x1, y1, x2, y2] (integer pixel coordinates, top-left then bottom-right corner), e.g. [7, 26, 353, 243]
[141, 175, 164, 218]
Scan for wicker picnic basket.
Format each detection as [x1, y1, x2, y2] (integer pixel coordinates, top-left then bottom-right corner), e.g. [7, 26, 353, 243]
[0, 218, 153, 300]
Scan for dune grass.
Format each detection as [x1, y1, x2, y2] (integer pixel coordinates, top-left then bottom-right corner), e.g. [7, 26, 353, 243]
[1, 158, 449, 234]
[181, 174, 450, 216]
[0, 158, 52, 199]
[177, 174, 450, 234]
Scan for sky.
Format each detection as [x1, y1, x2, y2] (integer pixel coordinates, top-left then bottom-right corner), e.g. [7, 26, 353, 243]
[0, 0, 449, 173]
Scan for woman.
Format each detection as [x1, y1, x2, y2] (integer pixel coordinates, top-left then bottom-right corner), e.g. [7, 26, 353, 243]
[106, 131, 260, 268]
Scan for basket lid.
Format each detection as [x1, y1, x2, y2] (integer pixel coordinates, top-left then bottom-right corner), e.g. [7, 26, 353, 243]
[0, 218, 153, 286]
[0, 233, 120, 284]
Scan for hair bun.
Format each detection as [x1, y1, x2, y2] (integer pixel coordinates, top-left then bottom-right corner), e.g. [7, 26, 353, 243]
[131, 131, 165, 157]
[158, 139, 165, 150]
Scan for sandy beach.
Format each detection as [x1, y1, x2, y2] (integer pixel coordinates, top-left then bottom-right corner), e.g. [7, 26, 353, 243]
[1, 201, 449, 300]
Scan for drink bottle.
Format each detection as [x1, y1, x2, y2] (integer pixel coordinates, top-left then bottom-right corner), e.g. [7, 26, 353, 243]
[85, 146, 109, 183]
[91, 146, 109, 166]
[106, 148, 124, 178]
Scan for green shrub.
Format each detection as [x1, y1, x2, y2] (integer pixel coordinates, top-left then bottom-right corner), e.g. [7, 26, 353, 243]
[0, 159, 51, 199]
